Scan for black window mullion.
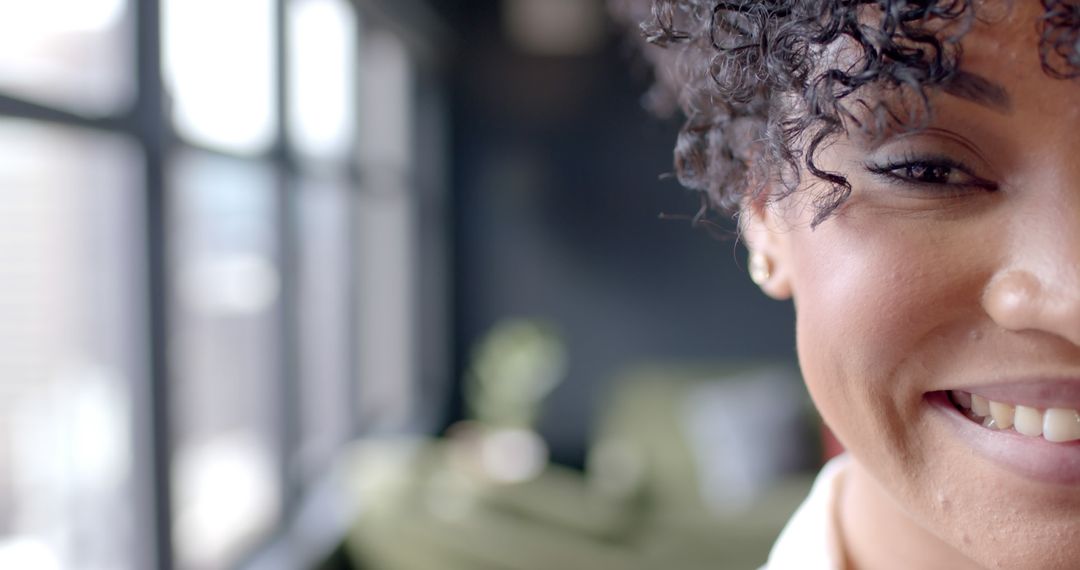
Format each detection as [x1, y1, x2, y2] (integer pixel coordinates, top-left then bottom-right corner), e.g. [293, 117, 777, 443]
[345, 164, 364, 438]
[0, 92, 131, 133]
[274, 0, 303, 524]
[133, 0, 174, 568]
[345, 7, 366, 439]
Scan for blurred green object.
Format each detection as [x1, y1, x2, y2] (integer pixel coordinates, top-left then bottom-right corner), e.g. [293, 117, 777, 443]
[465, 318, 567, 429]
[339, 438, 643, 570]
[326, 360, 817, 570]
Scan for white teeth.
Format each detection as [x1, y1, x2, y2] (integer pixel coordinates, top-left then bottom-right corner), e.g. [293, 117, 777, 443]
[951, 390, 1080, 443]
[989, 401, 1015, 430]
[1043, 408, 1080, 443]
[1014, 405, 1044, 437]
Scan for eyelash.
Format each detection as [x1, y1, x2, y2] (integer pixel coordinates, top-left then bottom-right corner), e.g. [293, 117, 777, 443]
[863, 153, 1000, 194]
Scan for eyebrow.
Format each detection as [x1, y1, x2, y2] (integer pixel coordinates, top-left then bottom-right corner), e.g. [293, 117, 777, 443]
[942, 70, 1013, 113]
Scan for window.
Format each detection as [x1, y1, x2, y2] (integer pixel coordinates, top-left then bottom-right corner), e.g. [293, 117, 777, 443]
[0, 120, 143, 569]
[0, 1, 448, 568]
[169, 151, 283, 568]
[0, 0, 134, 115]
[163, 0, 277, 155]
[356, 29, 420, 432]
[297, 177, 354, 478]
[288, 0, 357, 163]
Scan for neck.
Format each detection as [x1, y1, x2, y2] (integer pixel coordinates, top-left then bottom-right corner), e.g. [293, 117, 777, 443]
[837, 459, 983, 570]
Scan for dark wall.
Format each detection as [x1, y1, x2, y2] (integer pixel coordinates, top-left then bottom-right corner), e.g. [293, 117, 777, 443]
[439, 1, 797, 467]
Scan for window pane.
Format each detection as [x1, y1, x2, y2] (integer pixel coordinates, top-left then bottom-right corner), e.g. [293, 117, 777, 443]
[288, 0, 357, 162]
[0, 119, 143, 569]
[297, 178, 353, 477]
[359, 30, 412, 170]
[169, 150, 282, 569]
[163, 0, 277, 155]
[355, 28, 417, 430]
[356, 175, 417, 431]
[0, 0, 133, 115]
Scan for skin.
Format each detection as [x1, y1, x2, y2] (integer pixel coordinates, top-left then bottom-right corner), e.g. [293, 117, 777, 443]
[745, 3, 1080, 569]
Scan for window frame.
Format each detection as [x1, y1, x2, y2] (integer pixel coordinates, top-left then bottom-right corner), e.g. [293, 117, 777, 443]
[0, 0, 451, 568]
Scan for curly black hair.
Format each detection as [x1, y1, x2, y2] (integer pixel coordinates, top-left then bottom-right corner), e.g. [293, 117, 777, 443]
[612, 0, 1080, 227]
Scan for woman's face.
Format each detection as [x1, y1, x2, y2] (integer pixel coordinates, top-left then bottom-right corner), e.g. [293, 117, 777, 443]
[755, 3, 1080, 568]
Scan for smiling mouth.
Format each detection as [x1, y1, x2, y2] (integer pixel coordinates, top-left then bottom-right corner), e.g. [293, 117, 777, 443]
[929, 389, 1080, 485]
[948, 390, 1080, 443]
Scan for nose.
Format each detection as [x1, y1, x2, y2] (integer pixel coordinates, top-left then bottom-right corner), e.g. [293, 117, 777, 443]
[983, 269, 1080, 346]
[982, 187, 1080, 346]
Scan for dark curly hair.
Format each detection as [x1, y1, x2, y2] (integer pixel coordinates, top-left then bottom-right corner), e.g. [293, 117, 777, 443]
[612, 0, 1080, 227]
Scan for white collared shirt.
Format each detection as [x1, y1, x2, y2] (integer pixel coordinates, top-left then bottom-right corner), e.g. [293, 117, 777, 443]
[762, 454, 850, 570]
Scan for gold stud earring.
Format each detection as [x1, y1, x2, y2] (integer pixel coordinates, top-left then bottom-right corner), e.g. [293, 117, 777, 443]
[749, 251, 772, 285]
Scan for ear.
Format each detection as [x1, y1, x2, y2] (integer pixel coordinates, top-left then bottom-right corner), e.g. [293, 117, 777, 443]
[740, 197, 794, 301]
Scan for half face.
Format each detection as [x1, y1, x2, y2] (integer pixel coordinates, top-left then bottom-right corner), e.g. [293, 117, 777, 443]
[752, 3, 1080, 568]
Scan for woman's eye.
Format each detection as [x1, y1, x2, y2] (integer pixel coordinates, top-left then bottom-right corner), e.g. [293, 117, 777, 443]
[899, 163, 953, 184]
[865, 156, 998, 193]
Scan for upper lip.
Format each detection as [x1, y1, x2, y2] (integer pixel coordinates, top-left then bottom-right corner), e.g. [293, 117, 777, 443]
[942, 378, 1080, 410]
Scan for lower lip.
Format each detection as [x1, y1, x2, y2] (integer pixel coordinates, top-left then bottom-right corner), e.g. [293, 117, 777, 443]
[926, 391, 1080, 486]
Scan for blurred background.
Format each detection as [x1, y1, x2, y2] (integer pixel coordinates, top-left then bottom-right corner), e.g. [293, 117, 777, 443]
[0, 0, 820, 568]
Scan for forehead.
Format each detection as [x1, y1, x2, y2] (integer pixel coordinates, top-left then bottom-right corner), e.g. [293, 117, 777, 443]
[844, 1, 1080, 138]
[961, 1, 1046, 84]
[947, 1, 1080, 123]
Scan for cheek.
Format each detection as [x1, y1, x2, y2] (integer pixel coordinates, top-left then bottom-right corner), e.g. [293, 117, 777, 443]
[787, 216, 985, 451]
